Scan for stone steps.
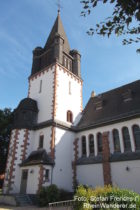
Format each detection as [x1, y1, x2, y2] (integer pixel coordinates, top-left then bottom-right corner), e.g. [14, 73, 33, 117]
[14, 194, 32, 206]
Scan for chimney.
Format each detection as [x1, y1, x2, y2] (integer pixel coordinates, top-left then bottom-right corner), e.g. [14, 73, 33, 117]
[91, 91, 96, 98]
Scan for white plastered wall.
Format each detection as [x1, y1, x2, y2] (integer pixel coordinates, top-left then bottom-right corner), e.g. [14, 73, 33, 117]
[52, 127, 75, 192]
[55, 65, 82, 125]
[20, 165, 53, 194]
[12, 130, 25, 193]
[29, 127, 52, 153]
[29, 66, 55, 123]
[42, 165, 52, 188]
[3, 129, 32, 194]
[20, 165, 39, 194]
[76, 118, 140, 192]
[3, 128, 52, 194]
[111, 160, 140, 193]
[76, 118, 140, 158]
[16, 127, 52, 194]
[3, 130, 16, 194]
[77, 164, 104, 187]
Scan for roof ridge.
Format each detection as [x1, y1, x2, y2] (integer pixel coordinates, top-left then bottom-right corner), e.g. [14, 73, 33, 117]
[94, 79, 140, 98]
[77, 79, 140, 129]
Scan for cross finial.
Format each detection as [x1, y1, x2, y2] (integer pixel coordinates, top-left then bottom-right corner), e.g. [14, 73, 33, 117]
[56, 0, 62, 14]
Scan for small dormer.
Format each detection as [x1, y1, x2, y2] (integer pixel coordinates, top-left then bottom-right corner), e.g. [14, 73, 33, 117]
[94, 95, 103, 110]
[122, 89, 132, 102]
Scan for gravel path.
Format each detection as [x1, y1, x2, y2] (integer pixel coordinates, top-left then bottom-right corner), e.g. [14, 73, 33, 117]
[0, 206, 48, 210]
[0, 206, 73, 210]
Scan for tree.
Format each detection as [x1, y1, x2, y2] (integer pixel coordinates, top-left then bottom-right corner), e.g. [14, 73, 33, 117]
[0, 108, 13, 186]
[80, 0, 140, 52]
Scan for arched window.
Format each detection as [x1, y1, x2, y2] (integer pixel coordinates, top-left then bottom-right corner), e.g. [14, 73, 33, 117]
[97, 132, 102, 153]
[132, 125, 140, 150]
[63, 56, 67, 67]
[67, 110, 73, 123]
[112, 129, 121, 152]
[39, 135, 44, 149]
[122, 127, 131, 151]
[81, 136, 86, 156]
[39, 80, 42, 93]
[69, 81, 71, 95]
[89, 134, 94, 155]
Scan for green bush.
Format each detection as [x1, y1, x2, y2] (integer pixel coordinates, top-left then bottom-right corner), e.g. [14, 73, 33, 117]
[74, 185, 140, 210]
[59, 188, 73, 201]
[38, 184, 60, 207]
[38, 185, 73, 207]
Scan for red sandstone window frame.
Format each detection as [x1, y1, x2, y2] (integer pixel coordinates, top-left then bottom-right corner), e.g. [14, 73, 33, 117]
[88, 134, 94, 155]
[132, 124, 140, 151]
[112, 129, 121, 153]
[122, 127, 131, 152]
[39, 80, 42, 93]
[81, 136, 86, 156]
[97, 132, 102, 154]
[69, 81, 71, 95]
[67, 110, 73, 123]
[39, 135, 44, 149]
[45, 169, 50, 182]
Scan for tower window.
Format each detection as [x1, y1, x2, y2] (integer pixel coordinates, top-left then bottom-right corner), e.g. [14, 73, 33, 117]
[39, 135, 44, 149]
[39, 80, 42, 93]
[89, 134, 94, 155]
[63, 55, 71, 70]
[45, 169, 50, 181]
[69, 60, 72, 71]
[69, 81, 71, 95]
[132, 125, 140, 150]
[112, 129, 120, 152]
[68, 60, 70, 70]
[66, 58, 68, 69]
[81, 136, 86, 156]
[97, 132, 102, 153]
[67, 110, 73, 123]
[63, 56, 67, 67]
[122, 127, 131, 151]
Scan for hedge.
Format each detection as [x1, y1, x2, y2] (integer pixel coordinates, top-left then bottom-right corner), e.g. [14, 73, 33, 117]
[74, 185, 140, 210]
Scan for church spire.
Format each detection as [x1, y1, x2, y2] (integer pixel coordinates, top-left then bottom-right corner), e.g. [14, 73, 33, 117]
[44, 12, 70, 54]
[31, 12, 81, 78]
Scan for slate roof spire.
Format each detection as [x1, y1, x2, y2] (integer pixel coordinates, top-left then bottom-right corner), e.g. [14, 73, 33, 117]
[31, 12, 81, 78]
[44, 12, 70, 54]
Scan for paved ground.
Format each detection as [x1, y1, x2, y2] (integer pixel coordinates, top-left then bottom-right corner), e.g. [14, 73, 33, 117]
[0, 206, 72, 210]
[0, 206, 48, 210]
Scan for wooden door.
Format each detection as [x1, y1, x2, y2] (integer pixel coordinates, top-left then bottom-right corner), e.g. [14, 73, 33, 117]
[20, 170, 28, 194]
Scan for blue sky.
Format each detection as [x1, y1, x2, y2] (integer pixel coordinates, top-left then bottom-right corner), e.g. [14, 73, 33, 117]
[0, 0, 140, 110]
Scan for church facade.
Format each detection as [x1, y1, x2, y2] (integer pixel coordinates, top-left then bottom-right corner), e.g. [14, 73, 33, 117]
[3, 13, 140, 195]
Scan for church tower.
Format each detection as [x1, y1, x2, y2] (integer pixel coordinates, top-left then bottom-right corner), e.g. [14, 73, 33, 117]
[3, 12, 83, 194]
[29, 11, 82, 124]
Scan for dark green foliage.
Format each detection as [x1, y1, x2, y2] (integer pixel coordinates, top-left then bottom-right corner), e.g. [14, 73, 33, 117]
[74, 185, 140, 210]
[59, 189, 73, 201]
[80, 0, 140, 52]
[38, 185, 73, 207]
[0, 108, 13, 175]
[38, 184, 60, 207]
